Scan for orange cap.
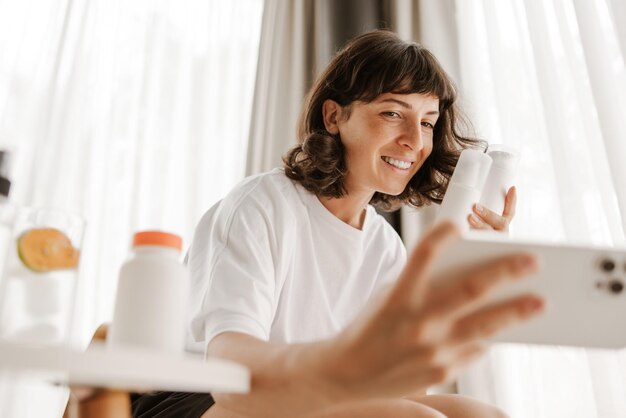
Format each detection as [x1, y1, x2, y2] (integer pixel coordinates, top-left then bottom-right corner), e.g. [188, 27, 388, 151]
[132, 231, 182, 251]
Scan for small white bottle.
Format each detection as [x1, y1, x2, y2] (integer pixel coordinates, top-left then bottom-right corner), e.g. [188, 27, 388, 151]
[437, 149, 493, 231]
[479, 145, 519, 215]
[108, 231, 189, 354]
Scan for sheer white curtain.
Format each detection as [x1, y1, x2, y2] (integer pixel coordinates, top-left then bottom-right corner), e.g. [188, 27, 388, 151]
[415, 0, 626, 417]
[0, 0, 263, 342]
[0, 1, 262, 416]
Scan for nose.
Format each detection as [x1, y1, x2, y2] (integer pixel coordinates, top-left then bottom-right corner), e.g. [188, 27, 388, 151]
[398, 122, 424, 151]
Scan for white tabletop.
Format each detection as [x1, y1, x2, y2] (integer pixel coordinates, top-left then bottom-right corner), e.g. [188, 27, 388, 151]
[0, 341, 250, 394]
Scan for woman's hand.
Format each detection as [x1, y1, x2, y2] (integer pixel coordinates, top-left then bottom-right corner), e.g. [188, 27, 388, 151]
[316, 221, 543, 402]
[468, 186, 517, 231]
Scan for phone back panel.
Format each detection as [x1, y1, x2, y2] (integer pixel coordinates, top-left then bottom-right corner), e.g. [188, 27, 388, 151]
[432, 234, 626, 348]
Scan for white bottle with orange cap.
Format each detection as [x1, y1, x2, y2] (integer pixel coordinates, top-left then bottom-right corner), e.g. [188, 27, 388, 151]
[108, 231, 189, 354]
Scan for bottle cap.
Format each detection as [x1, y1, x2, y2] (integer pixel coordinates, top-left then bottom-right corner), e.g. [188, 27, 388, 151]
[132, 231, 182, 251]
[486, 144, 519, 171]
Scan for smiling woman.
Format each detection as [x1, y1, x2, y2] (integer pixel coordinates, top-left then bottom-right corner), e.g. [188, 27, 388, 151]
[129, 30, 541, 418]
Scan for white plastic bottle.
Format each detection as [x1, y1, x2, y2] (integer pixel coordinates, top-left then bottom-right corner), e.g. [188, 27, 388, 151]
[108, 231, 189, 354]
[479, 145, 519, 215]
[437, 149, 493, 232]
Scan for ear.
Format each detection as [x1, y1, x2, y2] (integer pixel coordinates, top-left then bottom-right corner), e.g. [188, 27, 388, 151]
[322, 99, 342, 135]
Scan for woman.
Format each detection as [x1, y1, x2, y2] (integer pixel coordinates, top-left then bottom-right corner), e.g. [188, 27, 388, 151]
[133, 30, 540, 418]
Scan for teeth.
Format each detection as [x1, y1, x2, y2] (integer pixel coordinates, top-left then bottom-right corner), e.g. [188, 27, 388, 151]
[382, 157, 412, 170]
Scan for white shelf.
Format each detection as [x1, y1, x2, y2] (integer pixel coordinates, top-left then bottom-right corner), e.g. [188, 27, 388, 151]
[0, 341, 250, 394]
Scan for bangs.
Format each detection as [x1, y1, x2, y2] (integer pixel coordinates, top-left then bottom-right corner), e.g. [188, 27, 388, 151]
[344, 44, 456, 109]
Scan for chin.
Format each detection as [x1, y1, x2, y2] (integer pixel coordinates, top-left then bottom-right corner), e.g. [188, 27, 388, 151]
[374, 178, 411, 197]
[378, 186, 406, 197]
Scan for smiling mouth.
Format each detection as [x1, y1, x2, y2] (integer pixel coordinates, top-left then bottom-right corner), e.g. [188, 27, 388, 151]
[382, 156, 414, 170]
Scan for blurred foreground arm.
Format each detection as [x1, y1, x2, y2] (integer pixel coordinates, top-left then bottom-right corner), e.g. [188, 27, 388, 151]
[209, 222, 544, 417]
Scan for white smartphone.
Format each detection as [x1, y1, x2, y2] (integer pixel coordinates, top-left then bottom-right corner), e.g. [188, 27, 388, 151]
[432, 232, 626, 349]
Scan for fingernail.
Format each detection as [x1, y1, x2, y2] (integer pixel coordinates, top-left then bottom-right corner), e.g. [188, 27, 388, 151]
[475, 204, 484, 214]
[469, 214, 481, 225]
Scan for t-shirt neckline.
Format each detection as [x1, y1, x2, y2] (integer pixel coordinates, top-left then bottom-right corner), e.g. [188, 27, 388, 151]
[295, 183, 371, 240]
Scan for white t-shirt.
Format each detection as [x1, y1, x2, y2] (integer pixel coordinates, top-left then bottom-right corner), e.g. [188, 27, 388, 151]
[185, 168, 407, 353]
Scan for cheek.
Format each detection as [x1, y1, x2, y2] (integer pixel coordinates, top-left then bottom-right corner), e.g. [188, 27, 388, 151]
[413, 141, 434, 172]
[360, 116, 395, 142]
[342, 132, 380, 163]
[347, 148, 374, 171]
[422, 135, 434, 155]
[342, 141, 371, 172]
[424, 141, 434, 157]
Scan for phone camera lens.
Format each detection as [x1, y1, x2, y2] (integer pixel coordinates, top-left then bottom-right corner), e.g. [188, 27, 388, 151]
[609, 280, 623, 294]
[601, 259, 616, 272]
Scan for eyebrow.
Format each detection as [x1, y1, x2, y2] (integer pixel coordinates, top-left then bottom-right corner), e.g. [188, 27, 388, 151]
[379, 98, 440, 116]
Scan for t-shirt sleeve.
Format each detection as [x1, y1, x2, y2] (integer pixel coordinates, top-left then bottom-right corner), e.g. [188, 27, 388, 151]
[187, 195, 280, 348]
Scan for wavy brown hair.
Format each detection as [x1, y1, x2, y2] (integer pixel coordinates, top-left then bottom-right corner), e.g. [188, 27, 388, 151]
[283, 30, 483, 211]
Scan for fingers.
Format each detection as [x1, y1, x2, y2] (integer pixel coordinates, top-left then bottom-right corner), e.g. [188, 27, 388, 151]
[468, 211, 491, 230]
[410, 341, 488, 388]
[450, 340, 488, 365]
[424, 252, 539, 320]
[391, 221, 460, 310]
[469, 186, 517, 231]
[440, 341, 489, 385]
[502, 186, 517, 220]
[421, 340, 488, 369]
[470, 204, 507, 230]
[450, 293, 545, 344]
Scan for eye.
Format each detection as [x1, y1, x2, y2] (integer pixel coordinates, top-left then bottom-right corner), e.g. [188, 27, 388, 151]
[382, 111, 401, 118]
[421, 121, 435, 129]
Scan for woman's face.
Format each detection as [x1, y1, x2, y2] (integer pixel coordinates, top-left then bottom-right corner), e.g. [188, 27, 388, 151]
[325, 92, 439, 197]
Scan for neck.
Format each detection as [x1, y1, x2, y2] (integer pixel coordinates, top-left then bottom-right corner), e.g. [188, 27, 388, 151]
[318, 191, 374, 230]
